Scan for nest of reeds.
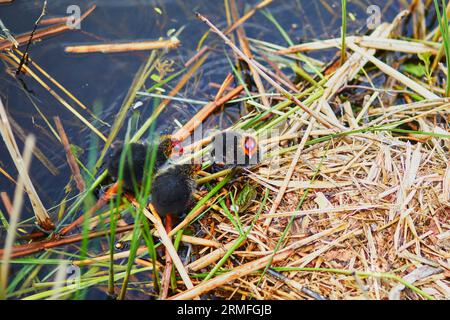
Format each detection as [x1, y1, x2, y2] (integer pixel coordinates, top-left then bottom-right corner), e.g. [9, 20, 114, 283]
[0, 1, 449, 300]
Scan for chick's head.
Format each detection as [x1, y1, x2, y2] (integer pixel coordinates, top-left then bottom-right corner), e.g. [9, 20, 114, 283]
[158, 135, 182, 158]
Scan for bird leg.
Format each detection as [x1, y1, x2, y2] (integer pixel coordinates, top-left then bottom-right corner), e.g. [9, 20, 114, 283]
[160, 213, 173, 299]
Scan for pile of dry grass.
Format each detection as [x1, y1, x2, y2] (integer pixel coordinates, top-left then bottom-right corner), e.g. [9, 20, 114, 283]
[199, 124, 449, 299]
[173, 10, 449, 300]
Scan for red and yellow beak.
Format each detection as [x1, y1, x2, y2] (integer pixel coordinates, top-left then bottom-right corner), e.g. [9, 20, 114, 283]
[171, 139, 184, 155]
[242, 136, 257, 159]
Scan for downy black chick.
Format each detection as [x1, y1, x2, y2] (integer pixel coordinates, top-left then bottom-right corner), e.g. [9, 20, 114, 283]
[150, 163, 200, 218]
[210, 130, 260, 169]
[105, 135, 180, 193]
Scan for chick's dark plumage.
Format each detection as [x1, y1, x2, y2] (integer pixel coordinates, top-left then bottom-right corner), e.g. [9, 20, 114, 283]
[151, 164, 198, 218]
[105, 136, 176, 192]
[210, 131, 260, 169]
[107, 142, 147, 191]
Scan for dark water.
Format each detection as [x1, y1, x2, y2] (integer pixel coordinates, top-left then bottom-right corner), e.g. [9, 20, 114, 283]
[0, 0, 404, 297]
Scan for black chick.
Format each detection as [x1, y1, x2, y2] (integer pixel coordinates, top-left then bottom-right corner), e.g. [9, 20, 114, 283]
[106, 135, 179, 193]
[210, 130, 260, 169]
[150, 163, 200, 218]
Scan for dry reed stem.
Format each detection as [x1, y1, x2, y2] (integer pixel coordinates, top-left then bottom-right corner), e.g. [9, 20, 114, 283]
[138, 202, 195, 292]
[8, 116, 59, 175]
[60, 182, 119, 236]
[169, 200, 218, 236]
[0, 167, 16, 184]
[196, 13, 337, 130]
[0, 99, 54, 230]
[132, 53, 209, 143]
[65, 39, 180, 53]
[39, 16, 69, 25]
[172, 84, 244, 142]
[0, 135, 35, 299]
[0, 5, 96, 51]
[160, 214, 173, 299]
[0, 192, 13, 217]
[224, 0, 273, 35]
[230, 0, 270, 109]
[13, 48, 99, 116]
[54, 117, 85, 192]
[187, 238, 245, 271]
[0, 224, 135, 259]
[48, 260, 68, 300]
[184, 45, 209, 68]
[6, 51, 107, 142]
[279, 36, 440, 55]
[170, 249, 292, 300]
[73, 234, 220, 267]
[263, 118, 315, 228]
[214, 73, 234, 100]
[346, 42, 439, 99]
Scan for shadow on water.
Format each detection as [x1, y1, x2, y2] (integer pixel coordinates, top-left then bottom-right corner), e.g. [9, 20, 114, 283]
[0, 0, 402, 298]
